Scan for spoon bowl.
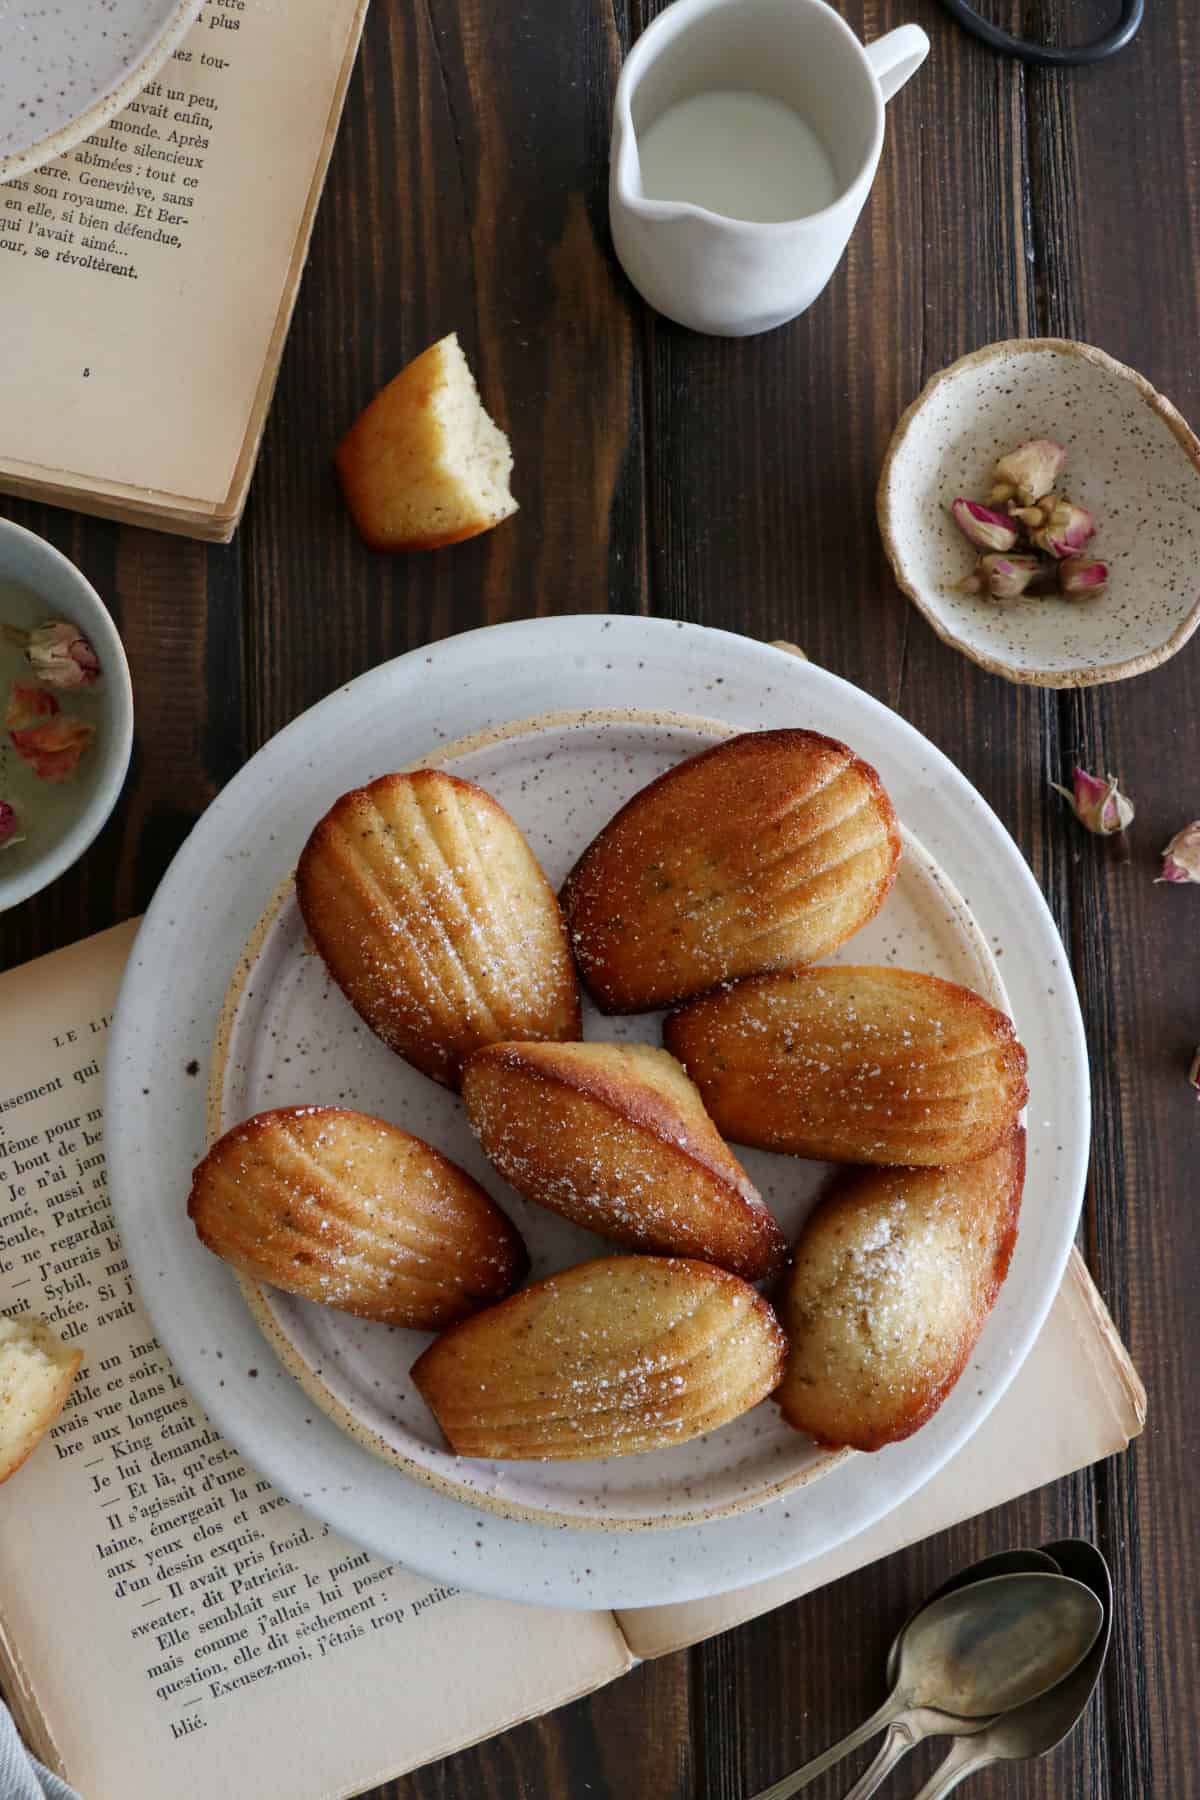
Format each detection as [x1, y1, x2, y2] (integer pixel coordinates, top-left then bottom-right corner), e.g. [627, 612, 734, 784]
[896, 1572, 1103, 1717]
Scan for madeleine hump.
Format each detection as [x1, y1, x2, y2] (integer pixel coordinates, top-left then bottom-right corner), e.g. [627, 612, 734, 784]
[411, 1255, 787, 1461]
[188, 1106, 528, 1330]
[561, 729, 900, 1013]
[462, 1040, 787, 1281]
[777, 1129, 1026, 1450]
[665, 965, 1028, 1166]
[296, 768, 581, 1088]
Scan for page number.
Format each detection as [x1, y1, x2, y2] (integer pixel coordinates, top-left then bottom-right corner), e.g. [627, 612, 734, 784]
[82, 367, 90, 378]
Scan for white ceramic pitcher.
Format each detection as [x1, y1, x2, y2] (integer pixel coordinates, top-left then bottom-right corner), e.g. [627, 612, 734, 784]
[610, 0, 929, 337]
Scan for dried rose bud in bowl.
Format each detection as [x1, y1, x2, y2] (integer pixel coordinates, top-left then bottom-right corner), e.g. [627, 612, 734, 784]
[0, 520, 132, 912]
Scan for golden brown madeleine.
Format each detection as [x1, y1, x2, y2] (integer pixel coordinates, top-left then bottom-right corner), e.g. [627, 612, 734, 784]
[665, 965, 1028, 1167]
[560, 730, 900, 1013]
[462, 1041, 786, 1281]
[188, 1106, 527, 1329]
[777, 1130, 1025, 1450]
[296, 769, 580, 1088]
[412, 1255, 788, 1460]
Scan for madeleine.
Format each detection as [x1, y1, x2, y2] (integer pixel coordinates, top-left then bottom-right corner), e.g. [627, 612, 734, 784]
[777, 1131, 1025, 1449]
[666, 965, 1027, 1167]
[297, 769, 580, 1088]
[412, 1255, 787, 1460]
[463, 1040, 786, 1281]
[561, 730, 899, 1012]
[188, 1106, 527, 1329]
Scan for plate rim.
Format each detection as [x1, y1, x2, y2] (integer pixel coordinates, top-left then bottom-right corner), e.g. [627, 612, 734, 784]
[206, 702, 1002, 1533]
[105, 617, 1090, 1610]
[0, 0, 207, 183]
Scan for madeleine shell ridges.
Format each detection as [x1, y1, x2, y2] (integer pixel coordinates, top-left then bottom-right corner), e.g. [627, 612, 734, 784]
[561, 729, 901, 1013]
[665, 964, 1028, 1167]
[777, 1128, 1026, 1450]
[462, 1040, 787, 1281]
[411, 1254, 788, 1461]
[188, 1105, 528, 1329]
[296, 769, 581, 1088]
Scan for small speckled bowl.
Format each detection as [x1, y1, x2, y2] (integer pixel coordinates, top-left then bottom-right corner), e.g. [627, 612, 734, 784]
[878, 338, 1200, 687]
[0, 520, 133, 912]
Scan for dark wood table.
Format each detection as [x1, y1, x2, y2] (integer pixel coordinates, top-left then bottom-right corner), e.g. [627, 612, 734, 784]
[3, 0, 1195, 1792]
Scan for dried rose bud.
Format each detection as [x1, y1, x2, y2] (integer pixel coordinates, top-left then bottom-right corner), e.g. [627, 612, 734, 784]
[1059, 557, 1109, 598]
[26, 619, 101, 690]
[989, 439, 1068, 508]
[1159, 822, 1200, 884]
[0, 800, 22, 850]
[957, 552, 1043, 600]
[1051, 766, 1134, 836]
[1010, 494, 1060, 530]
[5, 682, 96, 783]
[1190, 1048, 1200, 1100]
[1031, 498, 1096, 559]
[950, 498, 1019, 553]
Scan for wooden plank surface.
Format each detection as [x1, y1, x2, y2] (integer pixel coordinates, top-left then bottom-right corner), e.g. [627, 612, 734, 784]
[1, 0, 1195, 1794]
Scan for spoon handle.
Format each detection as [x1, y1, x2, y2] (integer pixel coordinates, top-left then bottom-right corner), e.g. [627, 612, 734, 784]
[748, 1701, 896, 1800]
[836, 1718, 924, 1800]
[911, 1740, 994, 1799]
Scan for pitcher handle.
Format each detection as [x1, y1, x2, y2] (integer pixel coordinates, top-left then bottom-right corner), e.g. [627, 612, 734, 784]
[864, 24, 930, 101]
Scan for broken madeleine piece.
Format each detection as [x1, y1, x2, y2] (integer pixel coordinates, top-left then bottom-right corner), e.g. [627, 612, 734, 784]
[412, 1255, 787, 1461]
[462, 1040, 786, 1281]
[297, 769, 581, 1089]
[0, 1312, 83, 1485]
[777, 1129, 1025, 1449]
[561, 730, 900, 1013]
[335, 332, 517, 551]
[188, 1106, 527, 1329]
[665, 965, 1028, 1167]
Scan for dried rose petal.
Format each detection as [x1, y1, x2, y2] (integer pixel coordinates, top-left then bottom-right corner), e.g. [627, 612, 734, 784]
[989, 439, 1067, 508]
[0, 800, 22, 850]
[958, 552, 1043, 600]
[1031, 499, 1097, 560]
[1059, 558, 1109, 598]
[6, 682, 95, 783]
[1051, 767, 1134, 837]
[27, 619, 101, 690]
[950, 499, 1019, 553]
[1159, 822, 1200, 884]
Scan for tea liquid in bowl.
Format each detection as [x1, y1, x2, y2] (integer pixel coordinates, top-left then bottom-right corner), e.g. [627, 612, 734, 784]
[0, 576, 104, 875]
[636, 88, 838, 223]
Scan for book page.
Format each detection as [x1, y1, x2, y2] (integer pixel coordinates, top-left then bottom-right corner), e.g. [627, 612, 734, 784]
[620, 1251, 1146, 1659]
[0, 924, 631, 1800]
[0, 0, 366, 508]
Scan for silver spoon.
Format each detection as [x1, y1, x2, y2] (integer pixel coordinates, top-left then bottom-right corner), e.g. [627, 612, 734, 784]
[911, 1540, 1113, 1798]
[832, 1549, 1064, 1800]
[748, 1572, 1104, 1800]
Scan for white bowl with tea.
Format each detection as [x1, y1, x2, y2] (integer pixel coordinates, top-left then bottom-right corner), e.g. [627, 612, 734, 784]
[0, 520, 133, 911]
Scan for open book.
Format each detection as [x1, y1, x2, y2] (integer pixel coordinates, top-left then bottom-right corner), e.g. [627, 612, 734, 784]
[0, 922, 1145, 1800]
[0, 0, 368, 541]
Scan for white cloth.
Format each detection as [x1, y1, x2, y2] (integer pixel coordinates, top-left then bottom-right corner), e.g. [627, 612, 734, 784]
[0, 1705, 78, 1800]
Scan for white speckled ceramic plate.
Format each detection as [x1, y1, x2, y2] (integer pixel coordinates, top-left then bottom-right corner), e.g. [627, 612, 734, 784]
[878, 338, 1200, 687]
[208, 708, 1006, 1532]
[0, 0, 204, 183]
[106, 619, 1089, 1608]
